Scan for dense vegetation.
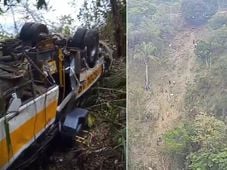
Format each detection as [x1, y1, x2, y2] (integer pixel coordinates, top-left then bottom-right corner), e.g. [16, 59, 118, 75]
[129, 0, 227, 169]
[165, 3, 227, 170]
[164, 113, 227, 169]
[181, 0, 218, 25]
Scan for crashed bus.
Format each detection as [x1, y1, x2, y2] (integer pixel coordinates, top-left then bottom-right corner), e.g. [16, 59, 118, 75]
[0, 23, 112, 170]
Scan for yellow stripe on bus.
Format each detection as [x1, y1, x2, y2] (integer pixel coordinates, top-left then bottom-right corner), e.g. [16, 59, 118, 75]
[0, 100, 57, 168]
[78, 65, 103, 95]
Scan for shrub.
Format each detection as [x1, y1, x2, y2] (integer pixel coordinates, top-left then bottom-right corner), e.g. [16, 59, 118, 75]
[164, 126, 190, 155]
[208, 14, 227, 30]
[195, 40, 212, 65]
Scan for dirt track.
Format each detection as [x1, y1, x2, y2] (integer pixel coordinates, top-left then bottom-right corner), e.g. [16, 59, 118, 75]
[129, 28, 199, 169]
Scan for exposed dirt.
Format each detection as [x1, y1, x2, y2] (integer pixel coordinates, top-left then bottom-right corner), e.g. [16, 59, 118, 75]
[129, 27, 203, 169]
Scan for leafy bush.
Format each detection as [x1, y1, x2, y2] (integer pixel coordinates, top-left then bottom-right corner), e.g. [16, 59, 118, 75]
[210, 27, 227, 53]
[164, 126, 190, 155]
[164, 114, 227, 169]
[195, 28, 227, 65]
[188, 149, 227, 170]
[185, 53, 227, 120]
[195, 40, 212, 64]
[191, 113, 226, 149]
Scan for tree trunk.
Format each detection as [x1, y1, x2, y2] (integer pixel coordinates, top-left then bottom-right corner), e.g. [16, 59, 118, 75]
[206, 58, 209, 68]
[209, 56, 212, 68]
[144, 60, 149, 91]
[110, 0, 125, 58]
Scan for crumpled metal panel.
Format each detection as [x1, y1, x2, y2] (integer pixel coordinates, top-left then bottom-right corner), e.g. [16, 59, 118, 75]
[63, 108, 88, 134]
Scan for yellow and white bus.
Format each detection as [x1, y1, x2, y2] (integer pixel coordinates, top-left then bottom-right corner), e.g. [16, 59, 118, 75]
[0, 23, 112, 170]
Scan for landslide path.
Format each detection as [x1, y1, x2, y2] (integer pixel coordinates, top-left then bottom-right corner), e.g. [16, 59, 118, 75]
[131, 28, 201, 170]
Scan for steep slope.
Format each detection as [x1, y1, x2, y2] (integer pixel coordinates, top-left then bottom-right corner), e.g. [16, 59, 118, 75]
[129, 27, 203, 169]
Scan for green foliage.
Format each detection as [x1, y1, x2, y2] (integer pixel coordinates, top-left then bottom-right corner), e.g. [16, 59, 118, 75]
[55, 15, 74, 37]
[164, 126, 190, 154]
[195, 27, 227, 65]
[87, 113, 96, 128]
[181, 0, 218, 25]
[191, 113, 226, 150]
[78, 0, 110, 29]
[128, 22, 164, 52]
[78, 0, 126, 57]
[135, 42, 157, 58]
[164, 114, 227, 169]
[210, 27, 227, 53]
[195, 40, 212, 65]
[185, 53, 227, 119]
[208, 14, 227, 30]
[128, 0, 182, 53]
[152, 8, 183, 39]
[196, 30, 227, 64]
[113, 126, 126, 159]
[133, 42, 160, 64]
[188, 149, 227, 170]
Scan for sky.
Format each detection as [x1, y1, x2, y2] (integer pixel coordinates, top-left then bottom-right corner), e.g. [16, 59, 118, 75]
[0, 0, 85, 34]
[45, 0, 84, 23]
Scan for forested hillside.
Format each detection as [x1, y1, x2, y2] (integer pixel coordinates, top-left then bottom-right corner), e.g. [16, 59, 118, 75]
[128, 0, 227, 169]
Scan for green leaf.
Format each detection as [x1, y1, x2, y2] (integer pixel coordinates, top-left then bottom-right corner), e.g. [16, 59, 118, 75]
[87, 113, 96, 128]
